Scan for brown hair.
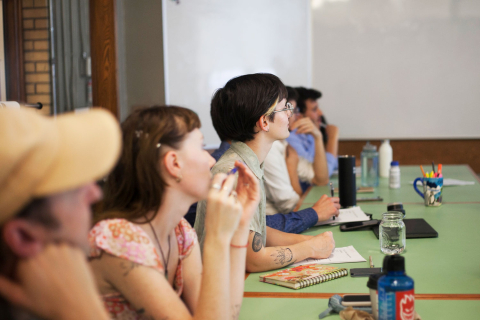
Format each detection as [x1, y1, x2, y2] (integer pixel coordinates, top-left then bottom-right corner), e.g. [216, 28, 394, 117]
[94, 106, 201, 224]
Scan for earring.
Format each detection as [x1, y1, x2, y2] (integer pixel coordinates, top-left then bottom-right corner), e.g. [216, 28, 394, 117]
[176, 174, 182, 183]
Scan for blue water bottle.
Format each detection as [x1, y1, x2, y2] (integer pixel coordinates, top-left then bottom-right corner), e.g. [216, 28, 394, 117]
[378, 255, 415, 320]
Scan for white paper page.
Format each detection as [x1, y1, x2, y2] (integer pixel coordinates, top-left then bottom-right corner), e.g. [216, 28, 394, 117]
[412, 178, 475, 186]
[291, 246, 366, 267]
[316, 206, 370, 226]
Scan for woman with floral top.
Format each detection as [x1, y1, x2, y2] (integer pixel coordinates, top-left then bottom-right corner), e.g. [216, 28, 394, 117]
[89, 106, 259, 320]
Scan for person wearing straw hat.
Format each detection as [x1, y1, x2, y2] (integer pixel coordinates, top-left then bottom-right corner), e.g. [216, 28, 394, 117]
[0, 107, 121, 320]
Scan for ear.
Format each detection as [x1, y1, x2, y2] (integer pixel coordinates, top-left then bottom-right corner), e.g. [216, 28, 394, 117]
[162, 150, 182, 180]
[2, 220, 48, 258]
[256, 115, 270, 133]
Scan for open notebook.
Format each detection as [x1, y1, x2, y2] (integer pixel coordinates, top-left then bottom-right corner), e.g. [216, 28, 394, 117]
[315, 206, 370, 226]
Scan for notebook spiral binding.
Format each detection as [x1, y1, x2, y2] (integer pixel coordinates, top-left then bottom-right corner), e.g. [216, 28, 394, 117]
[298, 268, 348, 289]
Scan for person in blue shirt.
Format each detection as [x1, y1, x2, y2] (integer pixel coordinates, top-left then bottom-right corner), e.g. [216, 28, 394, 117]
[286, 87, 339, 192]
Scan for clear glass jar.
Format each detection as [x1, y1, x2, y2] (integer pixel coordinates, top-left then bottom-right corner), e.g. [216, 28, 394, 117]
[379, 212, 406, 255]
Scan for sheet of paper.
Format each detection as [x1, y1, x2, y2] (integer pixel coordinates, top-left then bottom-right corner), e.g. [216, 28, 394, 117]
[412, 178, 475, 186]
[315, 206, 370, 226]
[290, 246, 366, 267]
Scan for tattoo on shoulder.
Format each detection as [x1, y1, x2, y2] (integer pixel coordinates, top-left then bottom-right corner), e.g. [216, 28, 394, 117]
[252, 232, 263, 252]
[120, 261, 140, 276]
[232, 304, 241, 320]
[270, 248, 293, 265]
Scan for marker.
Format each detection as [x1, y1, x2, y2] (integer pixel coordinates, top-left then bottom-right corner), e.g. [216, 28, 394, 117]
[438, 164, 443, 175]
[432, 161, 436, 174]
[330, 182, 335, 221]
[420, 165, 426, 177]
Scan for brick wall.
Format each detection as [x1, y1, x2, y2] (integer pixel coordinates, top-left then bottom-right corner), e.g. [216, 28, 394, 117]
[22, 0, 51, 115]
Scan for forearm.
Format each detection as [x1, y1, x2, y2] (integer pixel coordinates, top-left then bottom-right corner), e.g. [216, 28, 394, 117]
[229, 226, 250, 320]
[286, 160, 303, 196]
[195, 236, 231, 320]
[266, 226, 311, 246]
[325, 130, 339, 157]
[246, 242, 313, 273]
[312, 138, 329, 185]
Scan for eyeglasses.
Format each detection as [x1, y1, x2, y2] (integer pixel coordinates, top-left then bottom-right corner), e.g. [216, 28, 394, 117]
[270, 102, 295, 118]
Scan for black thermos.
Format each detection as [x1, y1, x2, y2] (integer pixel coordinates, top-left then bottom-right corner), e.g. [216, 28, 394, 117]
[338, 155, 356, 208]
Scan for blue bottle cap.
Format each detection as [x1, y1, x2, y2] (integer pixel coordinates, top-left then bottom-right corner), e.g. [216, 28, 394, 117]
[391, 160, 399, 166]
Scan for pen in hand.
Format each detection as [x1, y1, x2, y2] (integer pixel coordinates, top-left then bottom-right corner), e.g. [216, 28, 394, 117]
[330, 182, 335, 220]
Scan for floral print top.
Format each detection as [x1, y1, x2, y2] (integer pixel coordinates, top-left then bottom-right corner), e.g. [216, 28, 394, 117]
[89, 218, 198, 320]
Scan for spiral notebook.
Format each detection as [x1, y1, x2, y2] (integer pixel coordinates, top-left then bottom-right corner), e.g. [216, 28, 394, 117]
[259, 264, 348, 290]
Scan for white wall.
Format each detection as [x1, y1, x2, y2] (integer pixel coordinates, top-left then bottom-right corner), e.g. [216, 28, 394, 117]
[163, 0, 312, 148]
[312, 0, 480, 140]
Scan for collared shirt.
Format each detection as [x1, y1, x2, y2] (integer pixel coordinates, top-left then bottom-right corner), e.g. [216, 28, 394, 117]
[264, 140, 300, 215]
[194, 141, 266, 248]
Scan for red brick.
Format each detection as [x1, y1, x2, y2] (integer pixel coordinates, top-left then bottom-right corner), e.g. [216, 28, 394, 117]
[23, 19, 34, 29]
[24, 30, 48, 40]
[34, 40, 49, 50]
[27, 94, 51, 104]
[22, 0, 34, 8]
[23, 8, 48, 19]
[34, 0, 48, 7]
[24, 62, 35, 72]
[34, 19, 49, 29]
[24, 41, 34, 51]
[24, 51, 49, 61]
[26, 84, 35, 94]
[36, 84, 51, 93]
[25, 73, 50, 83]
[36, 62, 50, 72]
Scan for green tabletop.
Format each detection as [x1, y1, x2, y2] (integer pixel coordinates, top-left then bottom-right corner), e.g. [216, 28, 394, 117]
[245, 203, 480, 294]
[301, 165, 479, 205]
[239, 298, 480, 320]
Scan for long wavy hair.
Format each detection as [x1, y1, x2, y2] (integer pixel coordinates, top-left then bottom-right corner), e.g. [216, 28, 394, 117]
[94, 106, 200, 224]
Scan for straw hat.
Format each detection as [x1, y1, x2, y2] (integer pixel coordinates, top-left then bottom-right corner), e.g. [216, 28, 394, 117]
[0, 108, 121, 224]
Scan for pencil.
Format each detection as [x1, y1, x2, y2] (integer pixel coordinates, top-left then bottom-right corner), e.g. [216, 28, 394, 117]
[432, 161, 436, 174]
[369, 256, 374, 268]
[420, 165, 426, 177]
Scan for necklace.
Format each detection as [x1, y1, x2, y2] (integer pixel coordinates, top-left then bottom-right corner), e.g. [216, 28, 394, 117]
[148, 221, 171, 280]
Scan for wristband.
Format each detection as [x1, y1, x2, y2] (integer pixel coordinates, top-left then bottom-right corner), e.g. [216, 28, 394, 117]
[230, 242, 248, 248]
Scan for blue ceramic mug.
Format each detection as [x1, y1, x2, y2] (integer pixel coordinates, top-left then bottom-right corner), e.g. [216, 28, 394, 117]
[413, 177, 443, 206]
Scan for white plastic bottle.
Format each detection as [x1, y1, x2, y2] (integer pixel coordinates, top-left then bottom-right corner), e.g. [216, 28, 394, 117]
[379, 139, 393, 178]
[389, 161, 401, 189]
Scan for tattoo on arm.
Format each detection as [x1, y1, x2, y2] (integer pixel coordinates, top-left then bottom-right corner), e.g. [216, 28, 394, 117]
[270, 248, 293, 265]
[232, 304, 241, 320]
[252, 232, 263, 252]
[120, 261, 140, 276]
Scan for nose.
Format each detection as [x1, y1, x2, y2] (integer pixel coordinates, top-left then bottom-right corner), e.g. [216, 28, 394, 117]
[84, 182, 103, 204]
[208, 152, 217, 169]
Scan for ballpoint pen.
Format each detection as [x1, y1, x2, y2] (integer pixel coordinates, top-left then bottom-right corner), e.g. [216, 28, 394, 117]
[330, 182, 335, 220]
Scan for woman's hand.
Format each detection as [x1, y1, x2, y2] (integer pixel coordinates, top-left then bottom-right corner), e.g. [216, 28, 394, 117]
[0, 243, 109, 320]
[233, 161, 260, 229]
[205, 172, 243, 242]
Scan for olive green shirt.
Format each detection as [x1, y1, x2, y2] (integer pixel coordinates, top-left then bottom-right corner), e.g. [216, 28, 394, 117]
[194, 141, 266, 249]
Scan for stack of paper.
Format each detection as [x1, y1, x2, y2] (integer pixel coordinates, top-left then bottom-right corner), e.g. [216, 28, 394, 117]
[291, 246, 366, 267]
[315, 206, 370, 226]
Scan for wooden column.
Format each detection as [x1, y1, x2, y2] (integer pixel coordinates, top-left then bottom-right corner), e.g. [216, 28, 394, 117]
[3, 0, 25, 102]
[89, 0, 118, 117]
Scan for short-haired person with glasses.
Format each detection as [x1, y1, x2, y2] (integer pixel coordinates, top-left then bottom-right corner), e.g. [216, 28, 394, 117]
[263, 87, 340, 233]
[195, 74, 335, 273]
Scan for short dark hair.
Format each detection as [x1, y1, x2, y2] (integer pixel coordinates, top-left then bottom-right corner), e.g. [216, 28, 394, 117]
[286, 86, 299, 103]
[211, 73, 287, 142]
[295, 87, 322, 114]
